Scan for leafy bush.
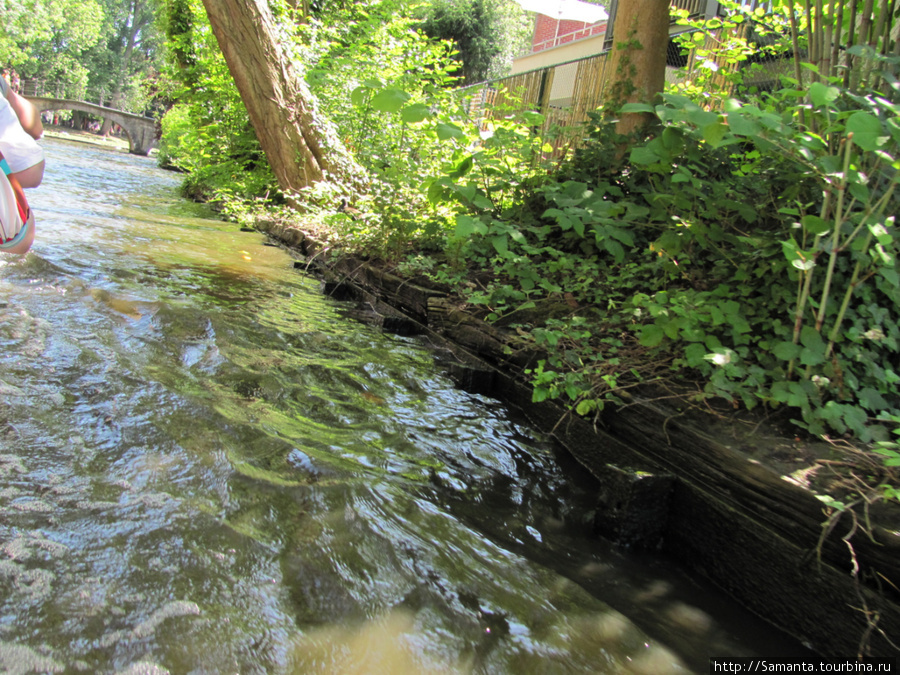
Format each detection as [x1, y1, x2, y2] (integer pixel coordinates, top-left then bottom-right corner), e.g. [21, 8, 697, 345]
[160, 0, 900, 447]
[508, 76, 899, 441]
[417, 0, 532, 84]
[407, 55, 900, 442]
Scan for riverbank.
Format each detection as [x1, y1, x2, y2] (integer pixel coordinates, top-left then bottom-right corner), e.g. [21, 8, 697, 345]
[251, 215, 900, 658]
[42, 126, 131, 152]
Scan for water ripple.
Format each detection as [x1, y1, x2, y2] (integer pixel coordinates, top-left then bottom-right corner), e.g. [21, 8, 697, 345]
[0, 137, 805, 672]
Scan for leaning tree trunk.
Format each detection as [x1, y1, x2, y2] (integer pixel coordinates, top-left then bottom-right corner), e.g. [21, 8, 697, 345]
[604, 0, 671, 136]
[200, 0, 362, 195]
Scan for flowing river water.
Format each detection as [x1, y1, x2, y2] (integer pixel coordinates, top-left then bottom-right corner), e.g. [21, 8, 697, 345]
[0, 137, 810, 674]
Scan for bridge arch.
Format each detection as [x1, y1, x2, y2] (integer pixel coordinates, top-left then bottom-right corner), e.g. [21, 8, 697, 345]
[27, 97, 158, 156]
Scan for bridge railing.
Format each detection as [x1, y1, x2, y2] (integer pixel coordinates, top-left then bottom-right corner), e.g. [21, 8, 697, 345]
[20, 79, 112, 107]
[20, 78, 164, 120]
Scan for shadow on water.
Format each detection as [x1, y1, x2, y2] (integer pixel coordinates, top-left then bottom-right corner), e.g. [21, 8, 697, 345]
[0, 137, 815, 674]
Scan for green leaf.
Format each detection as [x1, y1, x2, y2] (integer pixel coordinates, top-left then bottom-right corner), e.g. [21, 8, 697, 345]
[846, 45, 873, 58]
[799, 346, 825, 366]
[880, 266, 900, 286]
[817, 494, 847, 510]
[350, 86, 371, 107]
[859, 387, 888, 411]
[809, 82, 840, 107]
[455, 215, 486, 238]
[801, 214, 832, 235]
[370, 88, 410, 113]
[572, 216, 585, 237]
[663, 316, 685, 340]
[800, 325, 825, 350]
[773, 341, 801, 360]
[457, 184, 476, 203]
[840, 405, 869, 437]
[607, 226, 634, 246]
[702, 121, 728, 148]
[682, 326, 706, 342]
[686, 107, 720, 128]
[604, 239, 625, 263]
[645, 137, 671, 162]
[472, 193, 493, 210]
[639, 324, 665, 347]
[781, 238, 802, 262]
[521, 110, 545, 126]
[849, 180, 871, 204]
[684, 342, 707, 367]
[846, 112, 887, 151]
[533, 388, 551, 403]
[630, 145, 660, 165]
[575, 399, 595, 416]
[436, 122, 464, 141]
[426, 177, 452, 204]
[450, 155, 474, 179]
[771, 381, 809, 408]
[400, 103, 432, 124]
[619, 102, 656, 114]
[726, 110, 762, 137]
[731, 315, 751, 334]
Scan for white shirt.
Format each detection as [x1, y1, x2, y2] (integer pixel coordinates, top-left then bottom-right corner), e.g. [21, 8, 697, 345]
[0, 78, 44, 175]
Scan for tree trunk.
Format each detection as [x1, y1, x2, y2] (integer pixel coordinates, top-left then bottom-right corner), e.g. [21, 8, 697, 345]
[102, 0, 152, 135]
[604, 0, 670, 136]
[200, 0, 362, 195]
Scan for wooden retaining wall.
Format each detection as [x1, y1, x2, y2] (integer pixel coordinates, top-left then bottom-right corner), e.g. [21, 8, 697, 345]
[257, 219, 900, 658]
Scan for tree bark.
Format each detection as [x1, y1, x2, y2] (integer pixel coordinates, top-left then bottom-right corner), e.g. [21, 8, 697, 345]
[604, 0, 670, 136]
[200, 0, 362, 195]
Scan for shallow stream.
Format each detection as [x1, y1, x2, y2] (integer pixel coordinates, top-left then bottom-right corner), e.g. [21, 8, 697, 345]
[0, 137, 808, 674]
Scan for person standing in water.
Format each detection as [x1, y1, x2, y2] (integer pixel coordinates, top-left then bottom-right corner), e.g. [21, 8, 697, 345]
[0, 73, 44, 253]
[0, 73, 44, 187]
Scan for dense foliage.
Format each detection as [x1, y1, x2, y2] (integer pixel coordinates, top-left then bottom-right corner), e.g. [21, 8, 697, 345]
[4, 0, 897, 495]
[417, 0, 532, 84]
[409, 4, 900, 448]
[158, 0, 899, 457]
[157, 0, 277, 204]
[286, 1, 900, 448]
[0, 0, 163, 113]
[1, 0, 106, 94]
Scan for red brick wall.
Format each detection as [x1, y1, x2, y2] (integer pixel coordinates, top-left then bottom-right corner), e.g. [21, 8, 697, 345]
[531, 14, 607, 53]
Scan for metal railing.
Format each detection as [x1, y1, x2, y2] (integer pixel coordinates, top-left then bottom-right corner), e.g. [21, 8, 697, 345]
[20, 79, 117, 108]
[519, 0, 715, 57]
[529, 23, 608, 54]
[673, 0, 708, 17]
[602, 0, 715, 49]
[459, 22, 789, 150]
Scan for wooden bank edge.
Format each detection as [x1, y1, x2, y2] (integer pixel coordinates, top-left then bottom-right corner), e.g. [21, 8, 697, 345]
[256, 220, 900, 658]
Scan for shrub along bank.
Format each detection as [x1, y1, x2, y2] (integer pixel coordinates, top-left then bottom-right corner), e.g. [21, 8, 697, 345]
[157, 0, 900, 654]
[257, 78, 900, 514]
[159, 1, 900, 514]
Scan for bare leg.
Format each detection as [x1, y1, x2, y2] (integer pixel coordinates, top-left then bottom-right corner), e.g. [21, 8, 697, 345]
[12, 160, 43, 188]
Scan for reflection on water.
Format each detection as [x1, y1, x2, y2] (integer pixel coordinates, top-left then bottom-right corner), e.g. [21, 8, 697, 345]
[0, 138, 806, 673]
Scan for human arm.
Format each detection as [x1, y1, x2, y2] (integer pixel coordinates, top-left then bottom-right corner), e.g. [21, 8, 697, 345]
[0, 77, 45, 187]
[0, 77, 42, 140]
[8, 92, 42, 139]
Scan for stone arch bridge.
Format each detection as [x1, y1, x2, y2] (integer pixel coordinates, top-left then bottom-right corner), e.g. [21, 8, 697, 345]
[27, 97, 158, 156]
